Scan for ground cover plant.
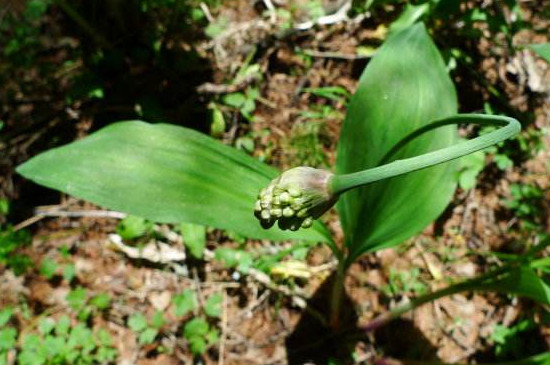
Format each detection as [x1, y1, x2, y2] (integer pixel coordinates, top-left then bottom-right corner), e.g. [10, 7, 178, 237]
[15, 21, 550, 364]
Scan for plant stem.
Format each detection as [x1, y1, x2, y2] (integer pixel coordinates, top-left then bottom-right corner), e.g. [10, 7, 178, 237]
[330, 114, 520, 195]
[374, 352, 550, 365]
[329, 257, 347, 331]
[360, 263, 510, 332]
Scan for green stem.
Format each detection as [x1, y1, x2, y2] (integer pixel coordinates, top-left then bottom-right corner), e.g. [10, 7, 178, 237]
[375, 352, 550, 365]
[329, 258, 347, 330]
[360, 263, 511, 332]
[330, 114, 520, 195]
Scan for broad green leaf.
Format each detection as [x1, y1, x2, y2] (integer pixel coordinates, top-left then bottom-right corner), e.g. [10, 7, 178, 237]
[528, 43, 550, 63]
[17, 122, 329, 243]
[389, 2, 430, 35]
[181, 223, 206, 259]
[479, 266, 550, 305]
[336, 24, 458, 260]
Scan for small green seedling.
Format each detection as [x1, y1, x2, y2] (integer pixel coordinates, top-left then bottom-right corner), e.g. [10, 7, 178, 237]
[183, 317, 219, 356]
[383, 268, 428, 297]
[173, 289, 197, 317]
[222, 88, 259, 121]
[116, 215, 153, 240]
[180, 223, 206, 259]
[490, 318, 542, 360]
[39, 246, 77, 282]
[173, 289, 222, 356]
[18, 316, 116, 365]
[504, 183, 544, 230]
[127, 311, 165, 345]
[66, 288, 111, 322]
[0, 226, 32, 275]
[0, 307, 17, 365]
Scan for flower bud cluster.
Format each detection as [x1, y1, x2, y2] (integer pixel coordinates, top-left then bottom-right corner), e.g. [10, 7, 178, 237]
[254, 167, 336, 231]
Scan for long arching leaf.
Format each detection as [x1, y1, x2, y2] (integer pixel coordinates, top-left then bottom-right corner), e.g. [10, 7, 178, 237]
[336, 23, 458, 260]
[17, 122, 330, 243]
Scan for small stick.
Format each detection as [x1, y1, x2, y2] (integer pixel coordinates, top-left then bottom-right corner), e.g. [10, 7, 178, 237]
[301, 49, 372, 60]
[35, 209, 127, 219]
[262, 0, 277, 23]
[294, 1, 352, 30]
[218, 289, 228, 365]
[199, 2, 214, 22]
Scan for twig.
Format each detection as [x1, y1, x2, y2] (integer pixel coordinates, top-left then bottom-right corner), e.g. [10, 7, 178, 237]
[262, 0, 277, 23]
[13, 216, 45, 231]
[219, 289, 228, 365]
[300, 48, 372, 60]
[14, 208, 127, 231]
[199, 2, 214, 22]
[294, 1, 352, 30]
[192, 268, 205, 315]
[196, 74, 259, 94]
[247, 268, 307, 308]
[459, 188, 477, 234]
[414, 241, 442, 280]
[35, 208, 127, 219]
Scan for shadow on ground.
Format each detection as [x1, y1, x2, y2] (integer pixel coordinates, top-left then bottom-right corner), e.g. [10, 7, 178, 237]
[285, 272, 439, 365]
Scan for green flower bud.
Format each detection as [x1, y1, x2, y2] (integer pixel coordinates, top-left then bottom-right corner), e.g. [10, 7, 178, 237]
[254, 167, 337, 231]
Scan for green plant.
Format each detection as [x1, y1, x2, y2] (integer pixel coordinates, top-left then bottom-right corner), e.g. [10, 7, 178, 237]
[173, 289, 197, 317]
[382, 268, 428, 297]
[18, 316, 116, 365]
[127, 311, 165, 345]
[0, 226, 32, 275]
[116, 215, 153, 241]
[504, 183, 544, 231]
[180, 223, 207, 259]
[287, 121, 331, 167]
[66, 288, 111, 322]
[16, 23, 549, 363]
[490, 318, 545, 360]
[0, 307, 17, 365]
[222, 87, 260, 121]
[183, 317, 219, 356]
[0, 306, 117, 365]
[171, 290, 221, 356]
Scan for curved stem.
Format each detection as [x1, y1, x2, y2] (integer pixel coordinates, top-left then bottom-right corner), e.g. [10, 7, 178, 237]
[330, 114, 520, 195]
[360, 263, 512, 332]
